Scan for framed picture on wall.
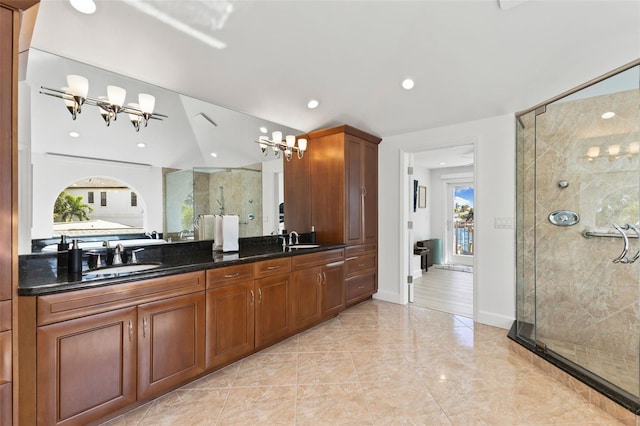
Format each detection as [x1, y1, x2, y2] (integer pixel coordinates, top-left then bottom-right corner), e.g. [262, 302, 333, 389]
[418, 186, 427, 208]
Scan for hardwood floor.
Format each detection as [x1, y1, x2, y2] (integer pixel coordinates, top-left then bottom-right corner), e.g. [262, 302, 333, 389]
[412, 266, 473, 318]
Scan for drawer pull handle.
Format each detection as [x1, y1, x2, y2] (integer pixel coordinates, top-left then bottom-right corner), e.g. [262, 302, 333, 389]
[267, 265, 280, 270]
[250, 290, 255, 305]
[323, 272, 327, 284]
[128, 320, 133, 342]
[258, 288, 263, 303]
[358, 263, 365, 267]
[224, 272, 240, 278]
[357, 284, 365, 289]
[143, 317, 148, 338]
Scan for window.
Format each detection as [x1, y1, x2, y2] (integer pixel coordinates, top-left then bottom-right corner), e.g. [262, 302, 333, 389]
[100, 191, 107, 207]
[87, 191, 94, 203]
[131, 192, 137, 207]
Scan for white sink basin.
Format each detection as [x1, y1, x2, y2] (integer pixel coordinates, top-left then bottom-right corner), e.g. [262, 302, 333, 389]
[84, 263, 162, 277]
[289, 244, 320, 249]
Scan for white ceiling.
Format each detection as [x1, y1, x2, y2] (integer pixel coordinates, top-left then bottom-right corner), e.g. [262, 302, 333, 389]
[25, 0, 640, 169]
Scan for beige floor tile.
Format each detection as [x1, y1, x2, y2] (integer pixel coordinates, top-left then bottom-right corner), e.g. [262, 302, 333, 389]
[218, 385, 296, 425]
[100, 298, 629, 426]
[296, 383, 372, 425]
[297, 351, 359, 384]
[233, 352, 298, 387]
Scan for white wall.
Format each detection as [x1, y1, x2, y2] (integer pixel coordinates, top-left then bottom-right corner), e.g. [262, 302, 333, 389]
[261, 158, 283, 235]
[410, 166, 431, 242]
[30, 152, 163, 241]
[376, 113, 515, 329]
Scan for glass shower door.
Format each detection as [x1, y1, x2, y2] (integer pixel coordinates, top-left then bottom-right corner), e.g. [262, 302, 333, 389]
[533, 65, 640, 397]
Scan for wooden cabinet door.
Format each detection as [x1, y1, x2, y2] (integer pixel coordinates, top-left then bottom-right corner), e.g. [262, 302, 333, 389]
[137, 292, 205, 400]
[205, 281, 255, 370]
[345, 136, 364, 245]
[291, 266, 322, 330]
[37, 307, 137, 426]
[322, 261, 345, 317]
[362, 140, 378, 244]
[255, 273, 290, 348]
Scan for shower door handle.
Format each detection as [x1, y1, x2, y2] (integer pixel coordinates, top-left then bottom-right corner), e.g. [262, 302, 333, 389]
[627, 224, 640, 263]
[612, 223, 630, 263]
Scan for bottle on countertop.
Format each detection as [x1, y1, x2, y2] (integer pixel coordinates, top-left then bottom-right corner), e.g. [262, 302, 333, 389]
[310, 225, 316, 244]
[67, 239, 83, 275]
[56, 235, 69, 271]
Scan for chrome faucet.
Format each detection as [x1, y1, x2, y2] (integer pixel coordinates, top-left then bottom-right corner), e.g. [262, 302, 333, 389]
[112, 244, 124, 265]
[131, 248, 144, 264]
[289, 231, 299, 246]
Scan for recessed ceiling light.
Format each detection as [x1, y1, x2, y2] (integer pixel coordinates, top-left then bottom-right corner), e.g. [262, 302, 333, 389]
[439, 162, 446, 165]
[307, 99, 319, 109]
[601, 111, 615, 119]
[137, 142, 146, 148]
[402, 78, 415, 90]
[69, 131, 80, 138]
[259, 127, 268, 134]
[69, 0, 96, 14]
[211, 152, 218, 158]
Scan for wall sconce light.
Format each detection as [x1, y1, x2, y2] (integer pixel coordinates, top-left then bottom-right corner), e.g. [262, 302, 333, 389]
[40, 74, 167, 132]
[256, 131, 307, 161]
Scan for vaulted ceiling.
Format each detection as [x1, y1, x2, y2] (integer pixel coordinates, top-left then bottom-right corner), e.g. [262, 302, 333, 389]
[25, 0, 640, 168]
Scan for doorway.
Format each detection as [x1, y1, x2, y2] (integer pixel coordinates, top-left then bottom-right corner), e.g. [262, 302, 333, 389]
[405, 144, 476, 318]
[445, 181, 474, 266]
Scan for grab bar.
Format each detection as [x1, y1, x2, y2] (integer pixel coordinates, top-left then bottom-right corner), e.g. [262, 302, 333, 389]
[612, 223, 630, 263]
[582, 229, 639, 239]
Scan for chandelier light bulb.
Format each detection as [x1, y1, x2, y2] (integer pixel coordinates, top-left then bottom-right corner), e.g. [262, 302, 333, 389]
[138, 93, 155, 114]
[286, 135, 295, 148]
[272, 131, 282, 143]
[66, 75, 89, 98]
[297, 138, 307, 152]
[107, 85, 126, 107]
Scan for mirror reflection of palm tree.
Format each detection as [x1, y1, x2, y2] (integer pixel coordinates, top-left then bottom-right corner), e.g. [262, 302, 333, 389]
[54, 192, 93, 222]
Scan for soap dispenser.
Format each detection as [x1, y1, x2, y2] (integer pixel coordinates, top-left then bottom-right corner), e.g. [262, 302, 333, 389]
[67, 239, 83, 275]
[56, 235, 69, 272]
[310, 226, 316, 244]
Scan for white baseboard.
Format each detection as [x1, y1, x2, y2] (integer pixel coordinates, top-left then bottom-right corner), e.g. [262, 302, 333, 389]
[475, 310, 514, 330]
[372, 290, 403, 305]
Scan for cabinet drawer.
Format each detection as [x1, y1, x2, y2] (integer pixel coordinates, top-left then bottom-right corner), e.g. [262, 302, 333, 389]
[345, 244, 376, 259]
[207, 264, 254, 289]
[37, 271, 206, 326]
[254, 258, 290, 278]
[291, 249, 344, 270]
[345, 253, 376, 278]
[345, 273, 376, 303]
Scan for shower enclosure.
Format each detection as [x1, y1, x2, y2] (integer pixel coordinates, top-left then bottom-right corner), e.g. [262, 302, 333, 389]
[514, 61, 640, 410]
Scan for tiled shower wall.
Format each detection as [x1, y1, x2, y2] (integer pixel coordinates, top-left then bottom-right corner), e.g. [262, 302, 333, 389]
[519, 88, 639, 358]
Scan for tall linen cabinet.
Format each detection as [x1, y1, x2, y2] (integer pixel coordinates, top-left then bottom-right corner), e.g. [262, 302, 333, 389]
[284, 125, 381, 305]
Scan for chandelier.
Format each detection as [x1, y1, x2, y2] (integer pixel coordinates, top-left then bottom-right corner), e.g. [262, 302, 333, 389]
[256, 131, 307, 161]
[39, 74, 167, 132]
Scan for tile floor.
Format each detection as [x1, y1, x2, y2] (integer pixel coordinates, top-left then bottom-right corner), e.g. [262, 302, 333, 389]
[102, 300, 624, 425]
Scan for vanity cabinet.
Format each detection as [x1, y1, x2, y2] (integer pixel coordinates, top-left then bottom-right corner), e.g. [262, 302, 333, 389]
[285, 125, 380, 304]
[205, 259, 291, 368]
[20, 271, 206, 425]
[205, 264, 255, 370]
[37, 307, 137, 425]
[291, 249, 345, 330]
[137, 292, 206, 400]
[344, 244, 377, 305]
[253, 258, 291, 349]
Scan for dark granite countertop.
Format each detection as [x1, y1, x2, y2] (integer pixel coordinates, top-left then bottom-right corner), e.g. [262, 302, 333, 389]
[19, 236, 345, 296]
